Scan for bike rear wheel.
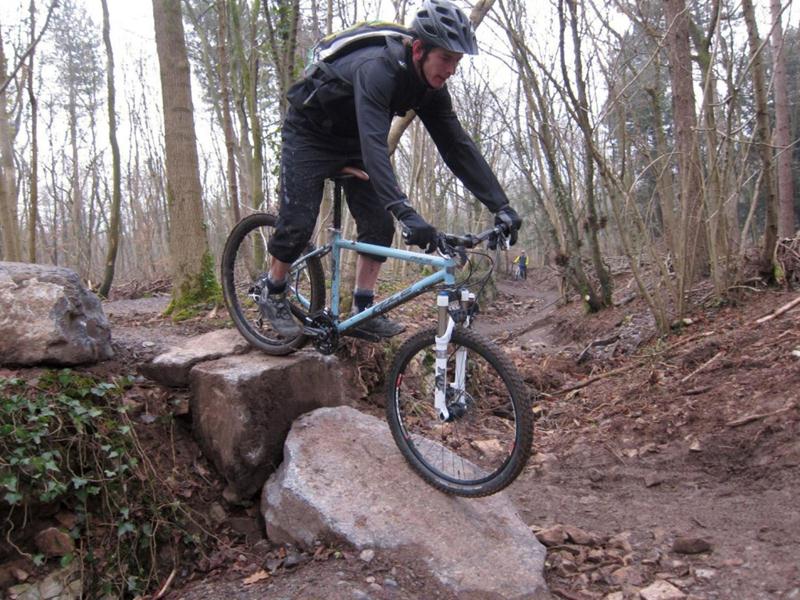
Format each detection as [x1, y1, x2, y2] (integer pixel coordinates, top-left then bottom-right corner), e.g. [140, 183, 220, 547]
[386, 326, 534, 496]
[221, 213, 326, 355]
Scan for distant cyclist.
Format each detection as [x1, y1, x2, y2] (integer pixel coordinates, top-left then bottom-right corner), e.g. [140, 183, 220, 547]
[259, 0, 522, 339]
[513, 250, 528, 281]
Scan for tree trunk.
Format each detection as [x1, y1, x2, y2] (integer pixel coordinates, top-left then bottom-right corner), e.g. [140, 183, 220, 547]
[152, 0, 219, 315]
[217, 0, 241, 226]
[561, 0, 612, 306]
[770, 0, 796, 238]
[27, 0, 39, 262]
[662, 0, 707, 310]
[0, 33, 22, 262]
[741, 0, 779, 271]
[98, 0, 123, 298]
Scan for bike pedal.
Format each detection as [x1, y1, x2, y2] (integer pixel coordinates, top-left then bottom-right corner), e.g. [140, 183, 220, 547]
[343, 329, 382, 342]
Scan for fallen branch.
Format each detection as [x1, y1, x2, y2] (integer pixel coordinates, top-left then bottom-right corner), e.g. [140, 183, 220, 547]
[555, 331, 716, 395]
[726, 402, 796, 428]
[680, 351, 723, 384]
[154, 568, 177, 599]
[557, 363, 640, 394]
[755, 294, 800, 324]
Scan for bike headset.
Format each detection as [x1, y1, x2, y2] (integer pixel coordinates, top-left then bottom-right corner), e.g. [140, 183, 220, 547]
[410, 0, 479, 88]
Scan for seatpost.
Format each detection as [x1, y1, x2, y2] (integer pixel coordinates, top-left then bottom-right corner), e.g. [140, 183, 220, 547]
[332, 179, 343, 231]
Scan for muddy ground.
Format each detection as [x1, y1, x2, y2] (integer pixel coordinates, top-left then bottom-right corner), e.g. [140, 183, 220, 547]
[4, 268, 799, 600]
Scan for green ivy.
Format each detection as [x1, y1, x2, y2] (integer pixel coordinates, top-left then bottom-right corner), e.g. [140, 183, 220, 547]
[0, 371, 205, 598]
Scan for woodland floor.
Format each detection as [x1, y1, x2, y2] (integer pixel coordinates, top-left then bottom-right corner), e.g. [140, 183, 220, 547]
[4, 267, 800, 600]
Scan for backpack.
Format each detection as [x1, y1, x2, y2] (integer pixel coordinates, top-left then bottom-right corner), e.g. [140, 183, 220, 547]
[304, 21, 413, 76]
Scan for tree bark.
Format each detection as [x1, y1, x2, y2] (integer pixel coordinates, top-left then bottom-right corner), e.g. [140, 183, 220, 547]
[98, 0, 123, 298]
[662, 0, 707, 308]
[0, 32, 22, 262]
[27, 0, 39, 262]
[770, 0, 796, 238]
[560, 0, 613, 307]
[217, 0, 241, 225]
[741, 0, 778, 271]
[152, 0, 218, 313]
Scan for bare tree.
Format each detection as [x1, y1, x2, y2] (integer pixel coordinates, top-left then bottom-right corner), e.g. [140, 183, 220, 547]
[770, 0, 796, 238]
[741, 0, 779, 271]
[98, 0, 123, 297]
[663, 0, 707, 309]
[0, 28, 22, 261]
[152, 0, 219, 314]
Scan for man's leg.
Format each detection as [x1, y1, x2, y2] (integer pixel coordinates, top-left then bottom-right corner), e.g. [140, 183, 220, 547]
[344, 176, 405, 338]
[262, 120, 339, 337]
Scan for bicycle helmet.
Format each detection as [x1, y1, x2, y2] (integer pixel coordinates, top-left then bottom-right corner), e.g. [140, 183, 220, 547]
[411, 0, 479, 55]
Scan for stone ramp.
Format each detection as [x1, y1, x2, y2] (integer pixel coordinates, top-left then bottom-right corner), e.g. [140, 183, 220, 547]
[263, 407, 549, 600]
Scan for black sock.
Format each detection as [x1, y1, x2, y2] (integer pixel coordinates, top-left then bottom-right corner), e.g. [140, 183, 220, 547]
[353, 289, 374, 312]
[266, 276, 286, 295]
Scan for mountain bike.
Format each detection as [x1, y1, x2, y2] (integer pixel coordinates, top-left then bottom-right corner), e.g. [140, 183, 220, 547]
[221, 168, 534, 497]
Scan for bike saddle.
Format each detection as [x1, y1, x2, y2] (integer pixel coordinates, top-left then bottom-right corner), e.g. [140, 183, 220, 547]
[336, 166, 369, 181]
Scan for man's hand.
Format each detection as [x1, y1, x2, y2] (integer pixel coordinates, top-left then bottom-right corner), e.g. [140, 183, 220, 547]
[390, 202, 438, 253]
[494, 205, 522, 246]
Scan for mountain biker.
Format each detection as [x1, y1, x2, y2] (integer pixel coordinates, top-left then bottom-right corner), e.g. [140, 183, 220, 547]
[261, 0, 523, 338]
[514, 250, 528, 280]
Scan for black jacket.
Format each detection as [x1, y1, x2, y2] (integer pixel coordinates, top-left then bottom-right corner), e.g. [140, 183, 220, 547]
[285, 37, 510, 214]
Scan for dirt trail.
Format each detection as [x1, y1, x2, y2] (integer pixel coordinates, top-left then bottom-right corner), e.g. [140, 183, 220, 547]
[96, 278, 800, 599]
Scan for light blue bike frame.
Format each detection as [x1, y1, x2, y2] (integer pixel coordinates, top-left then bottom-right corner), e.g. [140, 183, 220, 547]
[292, 227, 464, 422]
[295, 231, 458, 334]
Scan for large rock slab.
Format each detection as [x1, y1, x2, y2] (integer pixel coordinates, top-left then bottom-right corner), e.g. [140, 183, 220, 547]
[141, 328, 250, 387]
[0, 262, 112, 366]
[190, 352, 357, 500]
[262, 407, 549, 600]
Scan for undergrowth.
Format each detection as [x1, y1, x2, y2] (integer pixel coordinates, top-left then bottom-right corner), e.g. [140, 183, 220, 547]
[0, 371, 209, 598]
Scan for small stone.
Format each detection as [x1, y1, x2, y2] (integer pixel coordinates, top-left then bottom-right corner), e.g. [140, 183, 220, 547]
[694, 567, 716, 579]
[34, 527, 74, 557]
[645, 473, 665, 487]
[605, 593, 625, 600]
[209, 502, 227, 524]
[54, 512, 78, 530]
[672, 537, 712, 555]
[7, 582, 36, 600]
[11, 568, 29, 582]
[608, 531, 633, 554]
[142, 341, 156, 348]
[610, 565, 645, 586]
[365, 576, 376, 584]
[383, 578, 399, 589]
[563, 525, 599, 546]
[39, 573, 65, 599]
[368, 583, 383, 593]
[536, 524, 567, 546]
[640, 580, 686, 600]
[359, 549, 375, 563]
[352, 590, 370, 600]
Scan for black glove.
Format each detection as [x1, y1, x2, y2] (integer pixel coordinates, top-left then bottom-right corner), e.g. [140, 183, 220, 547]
[493, 205, 522, 247]
[390, 202, 438, 253]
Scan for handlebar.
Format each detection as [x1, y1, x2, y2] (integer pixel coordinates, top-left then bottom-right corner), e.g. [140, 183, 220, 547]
[440, 224, 508, 252]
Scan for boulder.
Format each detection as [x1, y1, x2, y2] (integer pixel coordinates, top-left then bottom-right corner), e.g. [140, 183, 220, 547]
[190, 352, 357, 500]
[0, 262, 112, 366]
[262, 407, 549, 600]
[140, 329, 250, 387]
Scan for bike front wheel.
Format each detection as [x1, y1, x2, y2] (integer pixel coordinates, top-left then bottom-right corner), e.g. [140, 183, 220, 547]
[221, 213, 326, 355]
[386, 326, 534, 496]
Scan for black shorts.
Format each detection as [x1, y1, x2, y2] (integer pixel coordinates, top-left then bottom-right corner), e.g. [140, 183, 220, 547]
[267, 112, 395, 264]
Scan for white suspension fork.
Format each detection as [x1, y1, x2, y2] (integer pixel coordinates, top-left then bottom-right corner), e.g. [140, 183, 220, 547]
[434, 292, 464, 421]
